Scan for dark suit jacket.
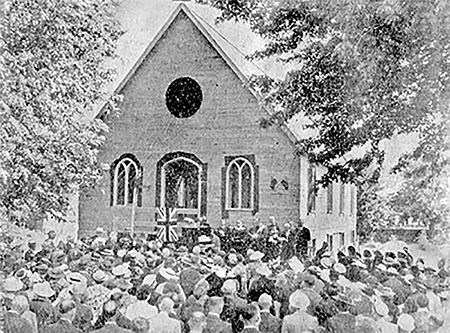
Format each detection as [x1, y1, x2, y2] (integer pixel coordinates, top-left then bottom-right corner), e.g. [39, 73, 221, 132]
[205, 313, 232, 333]
[4, 311, 33, 333]
[44, 319, 82, 333]
[91, 322, 133, 333]
[259, 311, 281, 333]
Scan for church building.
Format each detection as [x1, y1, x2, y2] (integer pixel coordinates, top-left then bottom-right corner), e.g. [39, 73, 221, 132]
[79, 2, 357, 252]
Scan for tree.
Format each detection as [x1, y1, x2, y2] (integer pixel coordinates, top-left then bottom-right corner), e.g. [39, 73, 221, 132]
[210, 0, 450, 185]
[389, 112, 450, 238]
[0, 0, 124, 228]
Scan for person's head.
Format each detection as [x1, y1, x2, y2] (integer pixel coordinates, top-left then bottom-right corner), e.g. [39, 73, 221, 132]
[240, 304, 260, 327]
[269, 216, 276, 225]
[102, 300, 118, 321]
[188, 312, 207, 332]
[289, 290, 310, 312]
[236, 220, 244, 228]
[11, 295, 29, 314]
[132, 317, 149, 333]
[193, 280, 210, 298]
[298, 219, 304, 228]
[258, 293, 272, 311]
[159, 297, 174, 313]
[207, 297, 224, 315]
[58, 299, 77, 322]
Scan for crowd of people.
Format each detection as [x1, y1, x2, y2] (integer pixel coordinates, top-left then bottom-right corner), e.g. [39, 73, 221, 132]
[1, 218, 450, 333]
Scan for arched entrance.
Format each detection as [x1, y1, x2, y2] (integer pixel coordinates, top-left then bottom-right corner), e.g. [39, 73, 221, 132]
[155, 152, 207, 220]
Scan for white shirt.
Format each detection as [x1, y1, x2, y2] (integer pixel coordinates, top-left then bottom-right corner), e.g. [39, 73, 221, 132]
[125, 300, 158, 320]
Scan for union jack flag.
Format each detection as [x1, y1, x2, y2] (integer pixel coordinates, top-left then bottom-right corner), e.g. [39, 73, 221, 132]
[156, 207, 179, 243]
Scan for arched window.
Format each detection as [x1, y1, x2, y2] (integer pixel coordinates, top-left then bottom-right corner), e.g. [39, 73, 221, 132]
[110, 154, 142, 206]
[226, 158, 254, 210]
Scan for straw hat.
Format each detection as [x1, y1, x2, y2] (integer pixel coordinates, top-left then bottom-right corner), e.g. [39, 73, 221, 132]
[249, 251, 265, 261]
[374, 300, 389, 317]
[33, 282, 55, 298]
[142, 274, 157, 287]
[255, 264, 272, 277]
[159, 267, 179, 281]
[387, 267, 399, 275]
[333, 263, 346, 274]
[3, 277, 23, 292]
[66, 272, 87, 285]
[221, 279, 237, 294]
[93, 270, 106, 283]
[397, 313, 415, 332]
[258, 293, 273, 304]
[112, 265, 130, 277]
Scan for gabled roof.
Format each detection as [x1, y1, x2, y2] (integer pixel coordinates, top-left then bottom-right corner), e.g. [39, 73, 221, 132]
[95, 3, 299, 147]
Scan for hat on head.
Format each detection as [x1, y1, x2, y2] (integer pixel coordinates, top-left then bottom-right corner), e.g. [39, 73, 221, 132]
[398, 313, 415, 332]
[258, 293, 272, 304]
[249, 251, 265, 261]
[376, 264, 387, 272]
[92, 270, 106, 283]
[387, 267, 398, 275]
[48, 267, 65, 280]
[289, 290, 310, 310]
[66, 272, 87, 285]
[142, 274, 157, 287]
[159, 267, 179, 281]
[246, 249, 255, 257]
[320, 257, 334, 268]
[14, 268, 30, 281]
[255, 264, 272, 277]
[353, 260, 366, 269]
[221, 279, 237, 294]
[112, 265, 130, 277]
[100, 249, 114, 257]
[117, 249, 127, 258]
[33, 281, 55, 298]
[374, 300, 389, 317]
[3, 277, 23, 292]
[333, 263, 346, 274]
[95, 227, 105, 234]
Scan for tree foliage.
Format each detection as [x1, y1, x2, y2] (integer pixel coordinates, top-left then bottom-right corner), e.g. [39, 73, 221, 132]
[210, 0, 450, 185]
[0, 0, 123, 227]
[388, 112, 450, 236]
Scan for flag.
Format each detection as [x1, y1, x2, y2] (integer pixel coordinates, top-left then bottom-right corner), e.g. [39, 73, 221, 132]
[156, 207, 179, 243]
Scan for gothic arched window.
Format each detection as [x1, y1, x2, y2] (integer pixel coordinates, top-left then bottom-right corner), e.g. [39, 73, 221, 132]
[226, 157, 255, 210]
[110, 154, 142, 207]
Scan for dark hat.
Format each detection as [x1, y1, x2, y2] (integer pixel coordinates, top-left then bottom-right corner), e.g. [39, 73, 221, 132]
[48, 267, 65, 280]
[35, 263, 49, 275]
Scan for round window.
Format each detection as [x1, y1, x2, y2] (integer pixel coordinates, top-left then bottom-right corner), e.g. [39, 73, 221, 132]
[165, 77, 203, 118]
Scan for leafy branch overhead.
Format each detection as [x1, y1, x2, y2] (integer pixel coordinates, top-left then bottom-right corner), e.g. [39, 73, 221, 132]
[0, 0, 124, 226]
[211, 0, 450, 185]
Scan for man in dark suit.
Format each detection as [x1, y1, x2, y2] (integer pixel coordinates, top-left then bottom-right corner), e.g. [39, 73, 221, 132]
[91, 301, 133, 333]
[240, 304, 262, 333]
[257, 294, 281, 333]
[294, 219, 311, 260]
[204, 297, 232, 333]
[44, 300, 82, 333]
